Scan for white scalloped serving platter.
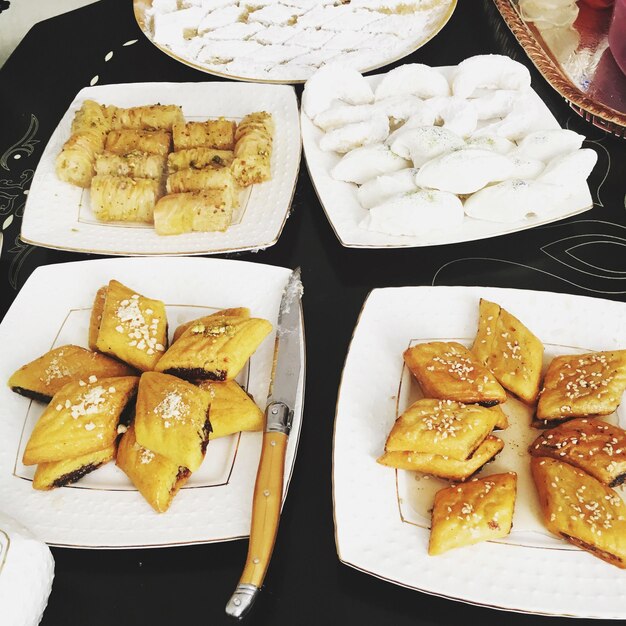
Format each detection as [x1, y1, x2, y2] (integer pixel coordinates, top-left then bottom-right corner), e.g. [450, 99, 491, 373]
[21, 82, 301, 255]
[0, 257, 305, 548]
[333, 286, 626, 618]
[302, 68, 594, 248]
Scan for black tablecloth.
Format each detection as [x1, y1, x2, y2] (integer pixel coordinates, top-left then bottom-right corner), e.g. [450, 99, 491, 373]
[1, 1, 625, 624]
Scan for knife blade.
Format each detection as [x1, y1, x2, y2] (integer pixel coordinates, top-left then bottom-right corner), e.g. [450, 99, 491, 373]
[225, 268, 303, 619]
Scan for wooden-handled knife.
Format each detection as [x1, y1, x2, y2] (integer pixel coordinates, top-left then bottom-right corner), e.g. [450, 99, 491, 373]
[225, 268, 303, 619]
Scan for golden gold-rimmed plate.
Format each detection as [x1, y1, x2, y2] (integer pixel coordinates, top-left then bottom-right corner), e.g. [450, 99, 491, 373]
[133, 0, 457, 84]
[0, 257, 305, 548]
[21, 82, 301, 256]
[333, 285, 626, 617]
[494, 0, 626, 138]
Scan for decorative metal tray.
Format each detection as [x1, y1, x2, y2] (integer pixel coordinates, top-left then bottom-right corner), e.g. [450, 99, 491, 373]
[494, 0, 626, 137]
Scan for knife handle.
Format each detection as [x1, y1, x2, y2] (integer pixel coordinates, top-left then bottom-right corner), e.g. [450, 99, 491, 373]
[226, 430, 288, 618]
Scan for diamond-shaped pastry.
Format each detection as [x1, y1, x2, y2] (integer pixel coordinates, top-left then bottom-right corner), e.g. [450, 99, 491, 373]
[471, 299, 544, 404]
[92, 280, 169, 372]
[134, 372, 211, 472]
[530, 419, 626, 487]
[172, 308, 250, 344]
[385, 398, 500, 461]
[22, 376, 139, 465]
[378, 435, 504, 481]
[404, 341, 506, 406]
[531, 457, 626, 569]
[429, 472, 517, 555]
[117, 425, 191, 513]
[8, 344, 135, 402]
[536, 351, 626, 423]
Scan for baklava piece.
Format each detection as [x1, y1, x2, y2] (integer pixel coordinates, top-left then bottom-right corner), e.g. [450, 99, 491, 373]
[167, 147, 234, 172]
[105, 129, 172, 157]
[378, 435, 504, 481]
[111, 104, 184, 131]
[155, 312, 271, 381]
[197, 380, 263, 439]
[93, 280, 168, 372]
[530, 419, 626, 487]
[134, 372, 211, 472]
[536, 351, 626, 423]
[117, 425, 190, 513]
[8, 344, 135, 402]
[531, 457, 626, 568]
[32, 445, 116, 490]
[90, 175, 163, 223]
[172, 119, 236, 151]
[172, 308, 250, 344]
[471, 299, 544, 404]
[403, 342, 506, 406]
[231, 111, 273, 187]
[22, 376, 139, 465]
[384, 399, 500, 461]
[429, 472, 517, 555]
[94, 151, 167, 180]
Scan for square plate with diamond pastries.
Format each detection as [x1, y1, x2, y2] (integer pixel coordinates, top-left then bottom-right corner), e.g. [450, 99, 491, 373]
[0, 257, 304, 548]
[334, 286, 626, 618]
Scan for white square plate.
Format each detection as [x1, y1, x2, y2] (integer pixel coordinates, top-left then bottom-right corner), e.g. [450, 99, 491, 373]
[21, 82, 301, 255]
[333, 286, 626, 618]
[302, 69, 594, 249]
[0, 257, 305, 548]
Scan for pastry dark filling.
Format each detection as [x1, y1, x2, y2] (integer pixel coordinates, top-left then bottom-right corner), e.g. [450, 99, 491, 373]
[118, 391, 138, 428]
[163, 367, 227, 382]
[170, 467, 191, 495]
[200, 416, 212, 454]
[609, 473, 626, 488]
[562, 533, 623, 566]
[477, 400, 500, 408]
[51, 462, 103, 488]
[11, 387, 52, 404]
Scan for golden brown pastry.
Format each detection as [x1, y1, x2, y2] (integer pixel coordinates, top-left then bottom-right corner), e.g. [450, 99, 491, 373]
[166, 167, 238, 206]
[32, 445, 116, 490]
[471, 299, 544, 404]
[232, 111, 273, 187]
[531, 457, 626, 568]
[93, 279, 168, 372]
[197, 380, 263, 439]
[167, 147, 234, 172]
[172, 308, 250, 344]
[429, 472, 517, 555]
[403, 341, 507, 406]
[94, 151, 167, 180]
[530, 418, 626, 487]
[56, 132, 104, 188]
[89, 286, 108, 351]
[105, 129, 171, 156]
[70, 100, 112, 137]
[536, 351, 626, 423]
[22, 376, 138, 465]
[134, 372, 211, 472]
[378, 435, 504, 481]
[116, 425, 190, 513]
[8, 344, 135, 402]
[384, 399, 500, 461]
[111, 104, 184, 131]
[152, 189, 234, 235]
[490, 404, 509, 430]
[172, 119, 236, 151]
[155, 312, 272, 381]
[90, 175, 163, 223]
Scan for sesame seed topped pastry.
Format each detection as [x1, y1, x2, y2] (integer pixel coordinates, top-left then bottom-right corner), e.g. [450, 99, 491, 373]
[134, 372, 211, 473]
[378, 435, 504, 481]
[92, 280, 168, 372]
[384, 398, 500, 461]
[172, 308, 250, 344]
[490, 403, 509, 430]
[8, 344, 135, 403]
[403, 341, 507, 406]
[530, 419, 626, 488]
[428, 472, 517, 555]
[471, 299, 544, 404]
[155, 312, 272, 382]
[22, 376, 139, 466]
[196, 380, 263, 440]
[116, 424, 191, 513]
[32, 445, 117, 491]
[531, 457, 626, 569]
[536, 350, 626, 424]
